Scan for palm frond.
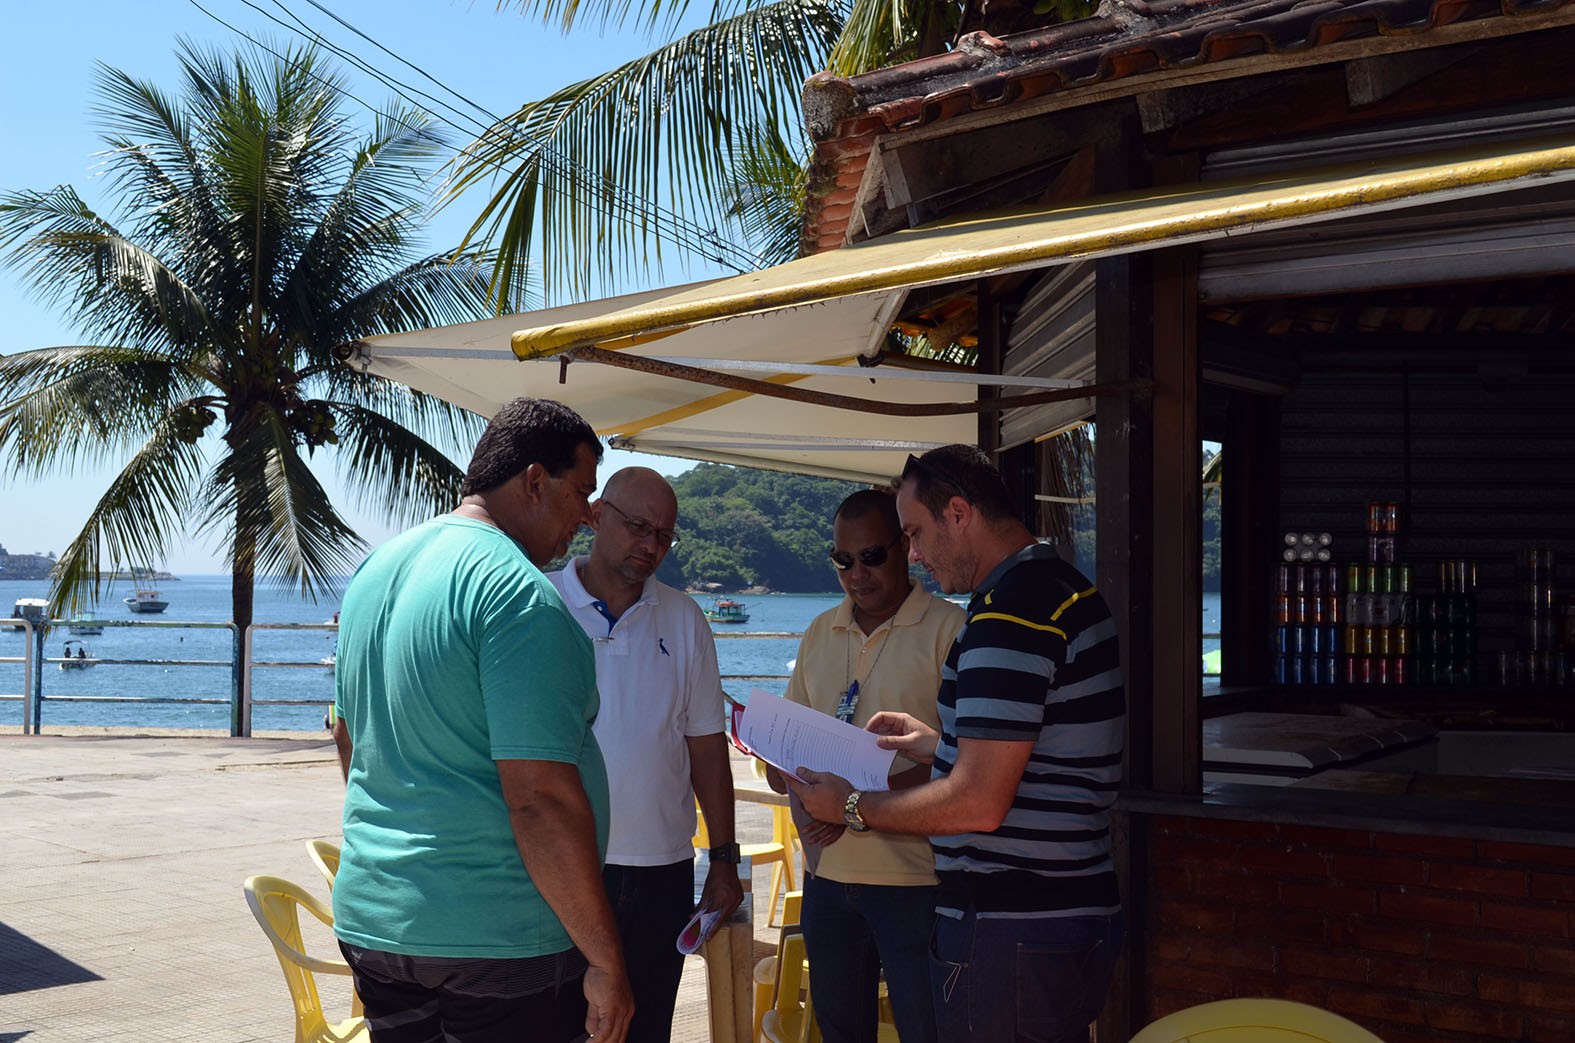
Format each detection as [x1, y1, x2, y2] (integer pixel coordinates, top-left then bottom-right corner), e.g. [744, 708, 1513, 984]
[198, 411, 366, 598]
[0, 347, 202, 474]
[326, 399, 478, 529]
[446, 0, 842, 298]
[47, 416, 210, 615]
[0, 188, 217, 356]
[724, 129, 809, 266]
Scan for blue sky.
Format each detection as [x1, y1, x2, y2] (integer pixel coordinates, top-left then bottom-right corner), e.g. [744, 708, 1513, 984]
[0, 0, 716, 573]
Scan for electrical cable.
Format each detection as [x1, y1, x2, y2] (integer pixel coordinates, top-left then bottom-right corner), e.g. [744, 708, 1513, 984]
[189, 0, 760, 273]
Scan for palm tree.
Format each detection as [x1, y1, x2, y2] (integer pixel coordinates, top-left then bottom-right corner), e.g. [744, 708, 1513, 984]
[446, 0, 1095, 299]
[0, 40, 525, 631]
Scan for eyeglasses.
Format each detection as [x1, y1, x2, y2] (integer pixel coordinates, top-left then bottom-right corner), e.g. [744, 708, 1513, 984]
[902, 453, 968, 500]
[829, 535, 902, 571]
[601, 500, 679, 548]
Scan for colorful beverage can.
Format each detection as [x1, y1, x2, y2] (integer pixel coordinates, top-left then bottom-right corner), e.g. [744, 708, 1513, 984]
[1367, 501, 1383, 534]
[1361, 627, 1377, 655]
[1378, 658, 1392, 685]
[1346, 564, 1363, 594]
[1323, 655, 1339, 686]
[1325, 595, 1341, 625]
[1274, 655, 1289, 686]
[1358, 656, 1374, 685]
[1290, 657, 1305, 686]
[1343, 626, 1360, 655]
[1309, 596, 1324, 625]
[1393, 657, 1408, 686]
[1376, 627, 1392, 656]
[1276, 594, 1291, 624]
[1344, 657, 1360, 685]
[1277, 564, 1292, 592]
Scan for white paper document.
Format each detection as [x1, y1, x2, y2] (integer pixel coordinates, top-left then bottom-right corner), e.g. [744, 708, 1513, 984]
[739, 689, 896, 791]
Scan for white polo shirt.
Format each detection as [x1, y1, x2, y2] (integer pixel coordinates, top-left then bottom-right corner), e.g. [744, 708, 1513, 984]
[548, 557, 727, 866]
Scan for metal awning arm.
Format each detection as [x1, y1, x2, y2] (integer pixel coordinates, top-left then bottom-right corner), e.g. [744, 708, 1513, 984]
[563, 344, 1146, 416]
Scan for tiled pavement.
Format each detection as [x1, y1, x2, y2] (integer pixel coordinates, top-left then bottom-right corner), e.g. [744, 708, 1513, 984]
[0, 729, 782, 1041]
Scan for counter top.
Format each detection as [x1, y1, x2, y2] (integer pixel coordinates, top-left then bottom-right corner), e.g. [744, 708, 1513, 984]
[1203, 711, 1435, 771]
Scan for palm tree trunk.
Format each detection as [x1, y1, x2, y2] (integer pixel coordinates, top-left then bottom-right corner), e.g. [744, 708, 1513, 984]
[231, 513, 256, 634]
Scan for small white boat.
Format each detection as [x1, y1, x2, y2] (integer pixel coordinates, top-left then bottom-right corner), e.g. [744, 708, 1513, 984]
[10, 597, 50, 626]
[69, 618, 106, 636]
[59, 639, 97, 670]
[320, 652, 337, 673]
[124, 588, 169, 614]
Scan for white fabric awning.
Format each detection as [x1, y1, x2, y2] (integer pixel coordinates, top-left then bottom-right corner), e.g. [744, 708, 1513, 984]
[350, 135, 1575, 483]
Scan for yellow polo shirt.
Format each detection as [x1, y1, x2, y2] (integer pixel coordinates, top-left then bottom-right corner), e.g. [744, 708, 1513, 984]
[784, 581, 964, 886]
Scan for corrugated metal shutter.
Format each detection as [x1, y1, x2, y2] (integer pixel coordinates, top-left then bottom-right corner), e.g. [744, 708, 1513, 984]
[1200, 104, 1575, 301]
[999, 260, 1097, 451]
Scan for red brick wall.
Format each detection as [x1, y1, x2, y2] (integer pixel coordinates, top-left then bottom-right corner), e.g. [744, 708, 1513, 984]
[1143, 814, 1575, 1042]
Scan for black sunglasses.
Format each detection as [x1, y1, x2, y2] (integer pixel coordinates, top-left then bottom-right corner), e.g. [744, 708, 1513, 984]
[829, 535, 902, 571]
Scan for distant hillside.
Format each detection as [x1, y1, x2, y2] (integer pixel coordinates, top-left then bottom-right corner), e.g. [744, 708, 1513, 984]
[556, 463, 862, 593]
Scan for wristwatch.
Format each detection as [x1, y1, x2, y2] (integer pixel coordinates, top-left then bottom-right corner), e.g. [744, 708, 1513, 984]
[708, 842, 742, 864]
[843, 790, 872, 833]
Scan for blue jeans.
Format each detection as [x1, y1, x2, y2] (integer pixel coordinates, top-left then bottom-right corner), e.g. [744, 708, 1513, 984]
[603, 860, 695, 1043]
[930, 910, 1124, 1043]
[800, 873, 938, 1043]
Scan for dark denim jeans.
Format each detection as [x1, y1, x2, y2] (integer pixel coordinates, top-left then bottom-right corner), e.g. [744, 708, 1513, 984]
[339, 942, 588, 1043]
[930, 909, 1124, 1043]
[602, 859, 695, 1043]
[800, 873, 938, 1043]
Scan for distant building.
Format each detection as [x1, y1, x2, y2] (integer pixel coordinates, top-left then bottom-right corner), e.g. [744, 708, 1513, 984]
[0, 544, 58, 581]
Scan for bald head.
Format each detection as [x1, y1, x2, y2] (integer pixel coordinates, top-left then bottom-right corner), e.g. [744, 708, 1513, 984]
[601, 467, 678, 519]
[585, 467, 679, 593]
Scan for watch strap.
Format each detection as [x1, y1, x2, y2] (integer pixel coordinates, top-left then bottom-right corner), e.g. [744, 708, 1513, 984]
[708, 842, 742, 864]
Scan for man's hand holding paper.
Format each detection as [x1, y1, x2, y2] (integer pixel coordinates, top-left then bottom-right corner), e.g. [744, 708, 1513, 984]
[738, 689, 897, 790]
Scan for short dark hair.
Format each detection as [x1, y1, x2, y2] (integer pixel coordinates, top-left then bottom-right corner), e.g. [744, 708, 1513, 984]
[460, 398, 602, 496]
[834, 488, 901, 538]
[900, 445, 1016, 523]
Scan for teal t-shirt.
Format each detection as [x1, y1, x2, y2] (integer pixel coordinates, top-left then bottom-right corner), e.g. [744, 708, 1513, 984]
[331, 514, 608, 958]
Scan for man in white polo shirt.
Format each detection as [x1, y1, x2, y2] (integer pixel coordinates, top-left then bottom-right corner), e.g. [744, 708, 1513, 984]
[548, 467, 743, 1043]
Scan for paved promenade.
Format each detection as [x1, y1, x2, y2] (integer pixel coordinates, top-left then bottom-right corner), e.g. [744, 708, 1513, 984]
[0, 729, 781, 1042]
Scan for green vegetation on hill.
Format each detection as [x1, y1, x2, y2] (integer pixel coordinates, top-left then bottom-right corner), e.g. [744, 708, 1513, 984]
[560, 454, 1224, 593]
[558, 463, 860, 592]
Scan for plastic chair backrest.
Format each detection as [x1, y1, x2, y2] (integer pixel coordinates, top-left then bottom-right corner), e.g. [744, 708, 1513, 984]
[695, 802, 796, 925]
[244, 874, 368, 1043]
[1128, 998, 1388, 1043]
[305, 838, 341, 891]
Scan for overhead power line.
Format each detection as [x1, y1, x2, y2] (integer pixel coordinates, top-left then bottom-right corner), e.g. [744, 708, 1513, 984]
[186, 0, 760, 274]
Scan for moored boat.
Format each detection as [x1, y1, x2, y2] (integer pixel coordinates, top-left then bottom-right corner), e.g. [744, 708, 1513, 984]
[10, 597, 50, 626]
[124, 589, 169, 613]
[703, 598, 750, 624]
[59, 639, 97, 670]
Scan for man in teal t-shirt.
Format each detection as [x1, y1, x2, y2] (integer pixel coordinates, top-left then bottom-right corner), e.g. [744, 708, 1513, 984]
[332, 398, 633, 1043]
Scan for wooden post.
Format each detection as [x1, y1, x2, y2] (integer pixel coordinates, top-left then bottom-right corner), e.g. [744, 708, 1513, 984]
[702, 856, 755, 1043]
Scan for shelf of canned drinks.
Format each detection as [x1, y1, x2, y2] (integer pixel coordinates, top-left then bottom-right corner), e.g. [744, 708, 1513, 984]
[1274, 559, 1482, 688]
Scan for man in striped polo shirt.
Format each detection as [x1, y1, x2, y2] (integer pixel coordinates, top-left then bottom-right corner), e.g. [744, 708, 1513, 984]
[788, 444, 1125, 1043]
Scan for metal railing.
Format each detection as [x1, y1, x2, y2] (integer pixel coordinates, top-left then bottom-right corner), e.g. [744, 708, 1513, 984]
[3, 616, 1226, 734]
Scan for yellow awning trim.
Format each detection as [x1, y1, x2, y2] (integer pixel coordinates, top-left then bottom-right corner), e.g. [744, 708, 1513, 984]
[511, 136, 1575, 360]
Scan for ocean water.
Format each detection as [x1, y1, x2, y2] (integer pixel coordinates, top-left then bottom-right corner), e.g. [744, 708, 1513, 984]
[1, 577, 1224, 733]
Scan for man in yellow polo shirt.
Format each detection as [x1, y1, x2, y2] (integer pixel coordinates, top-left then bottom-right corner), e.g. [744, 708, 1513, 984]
[767, 489, 963, 1043]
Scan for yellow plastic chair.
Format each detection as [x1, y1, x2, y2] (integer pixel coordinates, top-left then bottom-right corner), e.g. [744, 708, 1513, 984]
[760, 932, 819, 1043]
[1128, 998, 1388, 1043]
[244, 875, 368, 1043]
[304, 838, 341, 891]
[695, 803, 795, 925]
